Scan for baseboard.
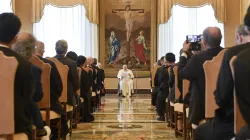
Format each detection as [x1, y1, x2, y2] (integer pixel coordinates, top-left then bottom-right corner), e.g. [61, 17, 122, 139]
[105, 89, 151, 94]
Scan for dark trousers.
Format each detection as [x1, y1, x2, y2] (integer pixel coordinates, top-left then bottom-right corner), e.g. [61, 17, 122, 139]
[96, 93, 100, 107]
[235, 125, 250, 140]
[151, 87, 158, 106]
[51, 114, 69, 140]
[80, 94, 94, 122]
[101, 84, 105, 97]
[156, 93, 166, 116]
[28, 101, 44, 129]
[195, 117, 234, 140]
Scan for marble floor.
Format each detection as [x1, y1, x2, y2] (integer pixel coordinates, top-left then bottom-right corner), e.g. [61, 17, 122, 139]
[71, 94, 182, 140]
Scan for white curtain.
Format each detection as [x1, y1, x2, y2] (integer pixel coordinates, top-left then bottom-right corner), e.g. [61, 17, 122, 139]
[0, 0, 12, 14]
[158, 5, 224, 61]
[33, 5, 98, 58]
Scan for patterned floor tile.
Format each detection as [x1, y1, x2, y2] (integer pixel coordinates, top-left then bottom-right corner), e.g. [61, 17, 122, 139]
[70, 94, 182, 140]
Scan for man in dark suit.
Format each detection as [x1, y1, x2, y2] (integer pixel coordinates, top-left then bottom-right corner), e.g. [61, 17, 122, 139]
[234, 48, 250, 140]
[0, 13, 34, 139]
[92, 58, 99, 92]
[35, 41, 65, 115]
[54, 40, 80, 107]
[36, 41, 68, 138]
[167, 53, 177, 104]
[156, 55, 170, 121]
[152, 56, 164, 107]
[195, 24, 250, 139]
[93, 58, 101, 106]
[12, 35, 48, 137]
[97, 63, 105, 96]
[178, 27, 223, 131]
[54, 39, 80, 138]
[87, 57, 98, 109]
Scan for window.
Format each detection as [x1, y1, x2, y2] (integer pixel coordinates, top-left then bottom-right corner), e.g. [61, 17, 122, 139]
[158, 5, 224, 61]
[33, 5, 98, 58]
[0, 0, 12, 14]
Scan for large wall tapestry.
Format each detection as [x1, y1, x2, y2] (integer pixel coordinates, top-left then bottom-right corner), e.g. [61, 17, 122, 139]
[100, 0, 156, 77]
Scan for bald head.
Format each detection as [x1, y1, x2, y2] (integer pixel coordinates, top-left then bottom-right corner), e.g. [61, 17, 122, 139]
[87, 56, 94, 65]
[87, 56, 93, 59]
[97, 63, 102, 69]
[203, 27, 222, 48]
[35, 41, 45, 57]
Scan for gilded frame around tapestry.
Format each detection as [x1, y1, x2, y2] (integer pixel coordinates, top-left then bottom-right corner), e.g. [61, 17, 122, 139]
[99, 0, 157, 78]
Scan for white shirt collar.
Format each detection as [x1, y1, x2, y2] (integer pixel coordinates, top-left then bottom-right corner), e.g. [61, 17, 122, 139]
[0, 44, 9, 48]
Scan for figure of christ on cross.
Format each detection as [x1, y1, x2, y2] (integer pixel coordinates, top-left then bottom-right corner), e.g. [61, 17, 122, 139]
[112, 5, 144, 57]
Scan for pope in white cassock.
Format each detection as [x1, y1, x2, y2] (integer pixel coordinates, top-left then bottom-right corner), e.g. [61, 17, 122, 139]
[117, 65, 134, 98]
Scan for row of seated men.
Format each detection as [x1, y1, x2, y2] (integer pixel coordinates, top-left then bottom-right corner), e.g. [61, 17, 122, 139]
[150, 7, 250, 140]
[0, 13, 105, 140]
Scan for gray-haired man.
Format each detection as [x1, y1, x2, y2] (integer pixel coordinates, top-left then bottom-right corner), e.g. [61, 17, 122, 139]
[54, 40, 80, 138]
[12, 32, 48, 137]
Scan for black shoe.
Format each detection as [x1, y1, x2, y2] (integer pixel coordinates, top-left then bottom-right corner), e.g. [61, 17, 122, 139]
[80, 115, 95, 122]
[36, 128, 47, 137]
[60, 126, 69, 138]
[178, 129, 183, 132]
[167, 123, 171, 127]
[72, 122, 77, 129]
[157, 116, 165, 121]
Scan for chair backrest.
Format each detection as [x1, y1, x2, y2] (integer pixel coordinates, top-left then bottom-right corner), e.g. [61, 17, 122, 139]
[230, 56, 246, 134]
[151, 66, 159, 88]
[30, 55, 51, 109]
[183, 79, 190, 99]
[173, 66, 181, 100]
[0, 51, 18, 135]
[47, 58, 69, 103]
[203, 49, 227, 118]
[76, 67, 82, 96]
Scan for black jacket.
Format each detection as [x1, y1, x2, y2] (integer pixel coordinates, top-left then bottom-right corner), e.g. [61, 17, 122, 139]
[98, 69, 105, 83]
[0, 46, 34, 139]
[96, 67, 102, 91]
[168, 65, 175, 102]
[154, 66, 163, 87]
[31, 65, 43, 102]
[234, 48, 250, 125]
[214, 42, 250, 120]
[158, 66, 170, 98]
[55, 55, 80, 106]
[179, 47, 223, 124]
[37, 56, 65, 115]
[88, 65, 97, 92]
[98, 69, 105, 89]
[80, 68, 91, 97]
[234, 48, 250, 140]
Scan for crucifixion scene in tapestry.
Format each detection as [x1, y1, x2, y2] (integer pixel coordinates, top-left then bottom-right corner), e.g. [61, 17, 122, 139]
[105, 0, 151, 70]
